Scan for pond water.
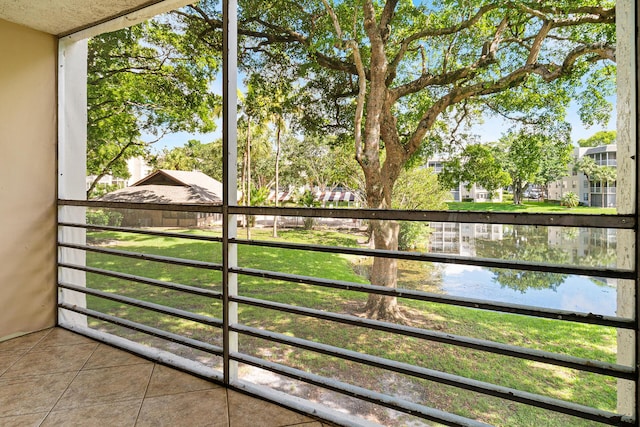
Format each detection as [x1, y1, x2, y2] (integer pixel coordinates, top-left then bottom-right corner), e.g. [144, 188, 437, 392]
[427, 223, 619, 316]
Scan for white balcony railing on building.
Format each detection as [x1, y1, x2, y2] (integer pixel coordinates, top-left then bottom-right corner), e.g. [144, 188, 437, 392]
[591, 187, 617, 194]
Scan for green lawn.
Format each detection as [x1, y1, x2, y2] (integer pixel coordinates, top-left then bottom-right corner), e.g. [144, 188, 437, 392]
[84, 228, 617, 426]
[448, 200, 616, 215]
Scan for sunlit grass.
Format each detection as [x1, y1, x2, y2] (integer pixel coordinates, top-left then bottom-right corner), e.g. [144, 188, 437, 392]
[448, 201, 616, 215]
[84, 227, 617, 426]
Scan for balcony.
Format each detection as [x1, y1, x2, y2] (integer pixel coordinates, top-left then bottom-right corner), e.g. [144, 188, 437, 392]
[1, 1, 639, 426]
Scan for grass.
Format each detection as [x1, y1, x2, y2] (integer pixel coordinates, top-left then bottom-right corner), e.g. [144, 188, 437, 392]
[447, 200, 616, 215]
[84, 227, 617, 426]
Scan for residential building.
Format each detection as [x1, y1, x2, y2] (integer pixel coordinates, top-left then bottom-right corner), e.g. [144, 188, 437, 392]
[548, 144, 617, 207]
[86, 156, 153, 192]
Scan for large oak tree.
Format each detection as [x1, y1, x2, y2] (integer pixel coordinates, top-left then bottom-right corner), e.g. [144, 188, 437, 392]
[180, 1, 616, 319]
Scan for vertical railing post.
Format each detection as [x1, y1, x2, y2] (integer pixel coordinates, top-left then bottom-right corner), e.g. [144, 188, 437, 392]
[635, 5, 639, 423]
[222, 0, 239, 384]
[615, 0, 639, 421]
[57, 37, 89, 329]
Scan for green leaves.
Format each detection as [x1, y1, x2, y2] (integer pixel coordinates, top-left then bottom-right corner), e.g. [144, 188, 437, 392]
[87, 19, 221, 196]
[561, 192, 580, 208]
[439, 144, 511, 198]
[577, 130, 616, 148]
[393, 167, 450, 211]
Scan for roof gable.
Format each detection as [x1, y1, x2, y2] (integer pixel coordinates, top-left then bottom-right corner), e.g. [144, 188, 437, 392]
[132, 170, 185, 187]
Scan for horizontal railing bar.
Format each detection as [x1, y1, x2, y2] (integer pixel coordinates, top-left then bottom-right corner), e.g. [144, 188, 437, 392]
[58, 199, 223, 213]
[59, 222, 223, 243]
[231, 324, 634, 426]
[233, 239, 636, 280]
[231, 296, 635, 380]
[229, 206, 635, 229]
[58, 199, 634, 229]
[230, 352, 491, 427]
[233, 267, 635, 330]
[58, 303, 223, 356]
[58, 282, 223, 328]
[58, 242, 223, 271]
[59, 263, 222, 299]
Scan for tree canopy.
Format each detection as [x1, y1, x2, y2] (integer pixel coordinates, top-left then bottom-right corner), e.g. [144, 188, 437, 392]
[87, 21, 220, 196]
[439, 128, 573, 205]
[88, 0, 616, 319]
[496, 128, 573, 204]
[179, 0, 616, 319]
[577, 130, 617, 147]
[438, 144, 511, 199]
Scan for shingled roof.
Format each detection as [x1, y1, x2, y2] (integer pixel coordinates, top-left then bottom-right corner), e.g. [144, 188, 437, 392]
[99, 170, 224, 204]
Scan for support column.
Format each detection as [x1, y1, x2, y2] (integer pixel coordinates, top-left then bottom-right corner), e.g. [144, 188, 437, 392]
[57, 37, 88, 328]
[615, 0, 638, 417]
[222, 0, 239, 383]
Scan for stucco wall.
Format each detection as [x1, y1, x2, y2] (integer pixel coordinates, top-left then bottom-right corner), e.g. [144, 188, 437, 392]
[0, 19, 57, 340]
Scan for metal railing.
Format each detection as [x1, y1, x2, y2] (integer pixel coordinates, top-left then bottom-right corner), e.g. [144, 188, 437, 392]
[57, 199, 638, 427]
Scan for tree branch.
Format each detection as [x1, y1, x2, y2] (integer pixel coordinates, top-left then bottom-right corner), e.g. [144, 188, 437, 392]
[402, 39, 614, 160]
[387, 4, 500, 82]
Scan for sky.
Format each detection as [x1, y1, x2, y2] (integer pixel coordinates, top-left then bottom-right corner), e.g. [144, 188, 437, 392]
[145, 98, 616, 154]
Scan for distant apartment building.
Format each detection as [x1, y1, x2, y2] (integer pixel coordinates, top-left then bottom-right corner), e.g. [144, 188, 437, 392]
[86, 156, 153, 192]
[426, 159, 503, 203]
[547, 144, 617, 207]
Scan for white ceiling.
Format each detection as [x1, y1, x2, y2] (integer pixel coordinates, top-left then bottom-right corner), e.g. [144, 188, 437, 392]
[0, 0, 171, 36]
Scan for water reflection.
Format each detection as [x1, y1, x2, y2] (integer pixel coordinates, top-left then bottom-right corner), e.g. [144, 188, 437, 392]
[428, 223, 618, 315]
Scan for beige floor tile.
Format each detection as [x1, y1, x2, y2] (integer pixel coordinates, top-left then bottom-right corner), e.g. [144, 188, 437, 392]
[54, 364, 153, 410]
[42, 399, 143, 427]
[145, 364, 219, 398]
[0, 372, 76, 417]
[0, 351, 23, 376]
[0, 412, 48, 427]
[2, 343, 97, 378]
[84, 344, 152, 370]
[36, 328, 96, 348]
[227, 390, 315, 427]
[0, 329, 50, 354]
[0, 329, 337, 426]
[136, 388, 229, 427]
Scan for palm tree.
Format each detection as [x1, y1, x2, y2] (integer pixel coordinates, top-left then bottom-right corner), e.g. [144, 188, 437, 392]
[577, 156, 617, 207]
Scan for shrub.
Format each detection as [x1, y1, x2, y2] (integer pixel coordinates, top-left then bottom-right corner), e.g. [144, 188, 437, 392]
[398, 221, 431, 251]
[561, 192, 579, 208]
[298, 190, 319, 230]
[86, 209, 123, 226]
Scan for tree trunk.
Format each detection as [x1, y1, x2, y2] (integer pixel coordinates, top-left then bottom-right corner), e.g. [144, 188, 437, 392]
[513, 179, 523, 205]
[364, 219, 403, 320]
[272, 121, 281, 238]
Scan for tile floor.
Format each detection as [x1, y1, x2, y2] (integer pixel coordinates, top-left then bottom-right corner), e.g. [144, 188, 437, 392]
[0, 328, 334, 427]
